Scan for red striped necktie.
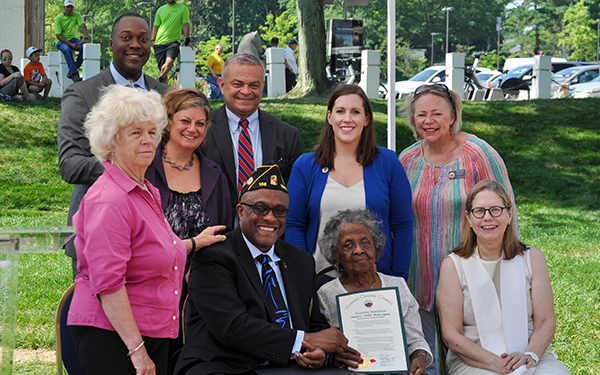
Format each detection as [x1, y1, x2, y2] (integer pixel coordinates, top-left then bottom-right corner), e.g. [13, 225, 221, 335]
[237, 118, 254, 192]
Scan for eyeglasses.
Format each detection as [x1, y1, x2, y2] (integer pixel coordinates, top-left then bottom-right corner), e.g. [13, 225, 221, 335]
[241, 202, 289, 218]
[2, 56, 12, 61]
[470, 206, 507, 219]
[413, 83, 454, 109]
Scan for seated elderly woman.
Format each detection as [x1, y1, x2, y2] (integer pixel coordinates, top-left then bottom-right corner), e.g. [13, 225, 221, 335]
[67, 84, 187, 375]
[317, 208, 432, 375]
[437, 180, 571, 375]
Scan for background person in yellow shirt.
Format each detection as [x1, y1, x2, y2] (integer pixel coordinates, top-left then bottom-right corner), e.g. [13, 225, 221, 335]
[206, 44, 224, 99]
[151, 0, 193, 83]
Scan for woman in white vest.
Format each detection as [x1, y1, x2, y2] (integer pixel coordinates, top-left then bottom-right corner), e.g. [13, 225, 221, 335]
[437, 180, 571, 375]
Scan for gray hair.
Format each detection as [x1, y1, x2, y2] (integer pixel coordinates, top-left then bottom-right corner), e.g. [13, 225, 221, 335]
[84, 84, 167, 162]
[318, 209, 386, 275]
[399, 86, 463, 139]
[221, 53, 264, 81]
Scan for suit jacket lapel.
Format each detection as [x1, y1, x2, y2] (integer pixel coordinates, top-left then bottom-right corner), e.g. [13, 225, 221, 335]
[233, 228, 270, 309]
[276, 244, 304, 330]
[259, 109, 277, 164]
[210, 106, 237, 190]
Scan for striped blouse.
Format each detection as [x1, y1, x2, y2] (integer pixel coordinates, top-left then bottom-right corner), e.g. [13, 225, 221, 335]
[399, 134, 517, 312]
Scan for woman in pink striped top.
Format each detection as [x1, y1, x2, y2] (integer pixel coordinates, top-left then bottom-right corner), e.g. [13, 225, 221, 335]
[399, 84, 517, 374]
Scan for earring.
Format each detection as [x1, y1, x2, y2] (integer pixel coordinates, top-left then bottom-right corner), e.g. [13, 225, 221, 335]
[449, 125, 454, 140]
[335, 262, 341, 272]
[111, 147, 115, 155]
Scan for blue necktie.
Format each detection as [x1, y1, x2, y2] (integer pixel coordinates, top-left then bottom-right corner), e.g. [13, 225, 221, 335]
[256, 254, 290, 328]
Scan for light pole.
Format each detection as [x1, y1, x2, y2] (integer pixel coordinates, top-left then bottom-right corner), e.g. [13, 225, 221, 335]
[596, 18, 599, 63]
[431, 32, 441, 66]
[441, 7, 454, 54]
[232, 0, 235, 53]
[138, 2, 153, 29]
[82, 15, 94, 43]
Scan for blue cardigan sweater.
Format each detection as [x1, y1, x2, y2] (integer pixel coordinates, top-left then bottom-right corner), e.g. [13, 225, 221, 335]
[285, 147, 413, 279]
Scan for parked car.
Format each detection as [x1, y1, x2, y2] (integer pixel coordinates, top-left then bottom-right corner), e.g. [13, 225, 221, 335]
[379, 65, 446, 99]
[379, 65, 492, 99]
[570, 75, 600, 98]
[500, 62, 588, 88]
[551, 65, 600, 98]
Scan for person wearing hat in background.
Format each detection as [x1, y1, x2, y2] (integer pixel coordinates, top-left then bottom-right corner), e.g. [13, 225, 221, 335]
[174, 164, 361, 375]
[55, 0, 90, 82]
[23, 46, 52, 100]
[284, 39, 298, 93]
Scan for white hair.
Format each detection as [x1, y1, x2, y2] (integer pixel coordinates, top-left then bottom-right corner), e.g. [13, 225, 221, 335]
[84, 85, 167, 162]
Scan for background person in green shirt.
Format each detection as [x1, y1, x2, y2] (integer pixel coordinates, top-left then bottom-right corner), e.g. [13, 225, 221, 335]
[151, 0, 193, 83]
[55, 0, 89, 82]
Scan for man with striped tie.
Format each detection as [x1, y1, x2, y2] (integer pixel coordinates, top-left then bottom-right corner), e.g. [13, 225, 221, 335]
[202, 54, 303, 222]
[175, 165, 360, 375]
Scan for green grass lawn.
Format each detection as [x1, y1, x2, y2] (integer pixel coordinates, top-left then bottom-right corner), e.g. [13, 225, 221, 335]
[1, 96, 599, 374]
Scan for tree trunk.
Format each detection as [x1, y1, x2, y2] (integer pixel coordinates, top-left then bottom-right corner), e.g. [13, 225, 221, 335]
[292, 0, 331, 97]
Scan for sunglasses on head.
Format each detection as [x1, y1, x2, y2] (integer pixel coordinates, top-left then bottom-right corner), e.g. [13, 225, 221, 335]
[413, 83, 454, 109]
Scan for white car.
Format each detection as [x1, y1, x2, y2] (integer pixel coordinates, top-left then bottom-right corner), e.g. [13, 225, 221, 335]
[570, 75, 600, 98]
[552, 65, 600, 98]
[379, 66, 447, 99]
[379, 65, 496, 99]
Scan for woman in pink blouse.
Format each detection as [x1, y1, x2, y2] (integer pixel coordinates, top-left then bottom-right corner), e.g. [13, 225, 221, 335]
[67, 85, 186, 375]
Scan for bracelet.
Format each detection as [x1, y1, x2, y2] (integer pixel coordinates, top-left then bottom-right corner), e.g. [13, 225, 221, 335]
[190, 237, 196, 253]
[524, 351, 539, 365]
[127, 340, 145, 356]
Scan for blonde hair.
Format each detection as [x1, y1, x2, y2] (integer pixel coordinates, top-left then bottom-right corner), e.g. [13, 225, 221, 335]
[453, 180, 527, 260]
[85, 85, 167, 162]
[399, 86, 463, 139]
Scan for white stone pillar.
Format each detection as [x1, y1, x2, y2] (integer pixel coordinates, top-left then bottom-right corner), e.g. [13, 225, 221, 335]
[82, 43, 101, 80]
[445, 53, 464, 99]
[57, 51, 73, 94]
[359, 50, 381, 100]
[265, 47, 286, 98]
[531, 55, 551, 99]
[47, 51, 66, 97]
[177, 46, 196, 89]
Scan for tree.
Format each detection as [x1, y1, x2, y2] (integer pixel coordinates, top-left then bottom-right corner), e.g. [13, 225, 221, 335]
[258, 11, 298, 48]
[292, 0, 329, 96]
[558, 0, 597, 61]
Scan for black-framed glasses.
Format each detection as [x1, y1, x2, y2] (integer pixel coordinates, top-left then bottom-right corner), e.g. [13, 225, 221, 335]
[470, 206, 507, 219]
[413, 83, 454, 109]
[241, 202, 289, 218]
[2, 56, 12, 61]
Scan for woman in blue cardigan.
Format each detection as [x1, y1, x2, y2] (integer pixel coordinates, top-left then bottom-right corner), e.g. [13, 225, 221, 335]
[285, 85, 413, 279]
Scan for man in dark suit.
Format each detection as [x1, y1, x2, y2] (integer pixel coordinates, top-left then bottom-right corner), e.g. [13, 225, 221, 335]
[175, 165, 356, 375]
[201, 54, 303, 219]
[57, 12, 171, 278]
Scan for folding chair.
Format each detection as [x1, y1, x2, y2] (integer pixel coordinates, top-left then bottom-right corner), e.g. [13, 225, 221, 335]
[56, 284, 84, 375]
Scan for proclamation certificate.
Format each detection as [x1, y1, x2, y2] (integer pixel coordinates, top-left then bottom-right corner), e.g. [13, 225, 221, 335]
[336, 287, 409, 374]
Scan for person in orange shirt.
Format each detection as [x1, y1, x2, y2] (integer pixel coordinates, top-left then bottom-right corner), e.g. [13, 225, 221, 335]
[23, 46, 53, 100]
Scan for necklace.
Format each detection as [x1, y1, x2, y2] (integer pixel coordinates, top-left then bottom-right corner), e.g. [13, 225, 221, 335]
[162, 149, 194, 171]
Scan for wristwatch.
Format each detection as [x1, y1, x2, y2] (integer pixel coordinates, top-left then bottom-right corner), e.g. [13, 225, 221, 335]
[524, 351, 539, 365]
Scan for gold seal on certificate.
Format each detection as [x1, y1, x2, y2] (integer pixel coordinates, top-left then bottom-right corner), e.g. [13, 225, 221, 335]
[336, 287, 409, 373]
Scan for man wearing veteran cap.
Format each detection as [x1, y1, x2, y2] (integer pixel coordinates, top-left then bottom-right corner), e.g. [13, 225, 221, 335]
[55, 0, 90, 82]
[175, 165, 360, 375]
